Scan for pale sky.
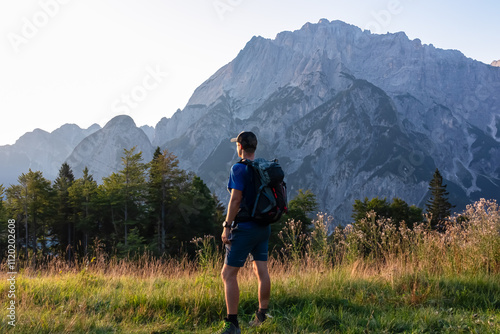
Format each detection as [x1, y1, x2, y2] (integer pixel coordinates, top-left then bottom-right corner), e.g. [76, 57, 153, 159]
[1, 0, 499, 146]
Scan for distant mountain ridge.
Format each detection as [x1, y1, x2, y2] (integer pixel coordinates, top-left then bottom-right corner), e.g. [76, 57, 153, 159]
[66, 115, 153, 181]
[0, 123, 101, 186]
[2, 19, 499, 224]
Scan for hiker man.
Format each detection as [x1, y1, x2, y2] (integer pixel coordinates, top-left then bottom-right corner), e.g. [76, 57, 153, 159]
[216, 131, 271, 334]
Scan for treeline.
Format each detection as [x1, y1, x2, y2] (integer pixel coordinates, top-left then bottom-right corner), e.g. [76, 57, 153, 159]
[0, 147, 225, 264]
[352, 169, 454, 228]
[0, 147, 455, 266]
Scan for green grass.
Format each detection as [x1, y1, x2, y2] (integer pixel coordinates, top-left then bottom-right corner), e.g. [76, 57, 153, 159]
[1, 199, 499, 333]
[1, 263, 499, 333]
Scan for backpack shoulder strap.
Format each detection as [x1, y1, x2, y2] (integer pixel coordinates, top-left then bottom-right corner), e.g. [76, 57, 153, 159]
[237, 158, 250, 165]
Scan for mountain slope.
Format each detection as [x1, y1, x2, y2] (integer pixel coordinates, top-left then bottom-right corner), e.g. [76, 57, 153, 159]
[66, 115, 153, 181]
[0, 123, 100, 186]
[153, 19, 500, 223]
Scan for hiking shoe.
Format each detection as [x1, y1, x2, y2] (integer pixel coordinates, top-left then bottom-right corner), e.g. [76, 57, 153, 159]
[215, 319, 241, 334]
[249, 311, 272, 327]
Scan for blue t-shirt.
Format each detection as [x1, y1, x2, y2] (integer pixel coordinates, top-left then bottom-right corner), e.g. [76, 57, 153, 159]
[227, 161, 256, 222]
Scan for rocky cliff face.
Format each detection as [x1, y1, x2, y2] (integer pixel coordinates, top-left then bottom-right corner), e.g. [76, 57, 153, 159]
[492, 60, 500, 67]
[153, 19, 500, 223]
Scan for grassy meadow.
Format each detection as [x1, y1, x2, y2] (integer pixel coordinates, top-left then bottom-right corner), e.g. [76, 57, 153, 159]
[1, 199, 500, 333]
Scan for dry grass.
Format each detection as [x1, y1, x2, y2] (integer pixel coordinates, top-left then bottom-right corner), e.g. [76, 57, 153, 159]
[338, 198, 500, 276]
[1, 199, 499, 333]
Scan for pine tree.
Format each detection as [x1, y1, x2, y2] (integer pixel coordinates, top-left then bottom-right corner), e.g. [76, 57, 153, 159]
[119, 146, 146, 248]
[53, 163, 75, 261]
[425, 168, 454, 230]
[147, 147, 187, 254]
[101, 171, 125, 245]
[100, 146, 148, 255]
[176, 174, 220, 255]
[6, 170, 53, 263]
[68, 167, 98, 257]
[99, 147, 147, 256]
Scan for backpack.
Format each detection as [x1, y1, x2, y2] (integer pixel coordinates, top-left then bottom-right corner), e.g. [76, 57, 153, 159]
[235, 158, 288, 225]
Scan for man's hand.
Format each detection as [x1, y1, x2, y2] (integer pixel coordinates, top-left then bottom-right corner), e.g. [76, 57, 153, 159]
[221, 227, 231, 245]
[222, 188, 242, 245]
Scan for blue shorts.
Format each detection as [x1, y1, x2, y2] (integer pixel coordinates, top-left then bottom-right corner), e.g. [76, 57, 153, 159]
[225, 222, 271, 267]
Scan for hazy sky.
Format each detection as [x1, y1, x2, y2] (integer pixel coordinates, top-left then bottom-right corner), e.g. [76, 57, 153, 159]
[1, 0, 499, 146]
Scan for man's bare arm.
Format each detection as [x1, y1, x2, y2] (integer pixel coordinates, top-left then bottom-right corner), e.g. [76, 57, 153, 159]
[222, 188, 243, 244]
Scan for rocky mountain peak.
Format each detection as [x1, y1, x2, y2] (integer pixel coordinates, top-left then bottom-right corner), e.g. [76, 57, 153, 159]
[14, 128, 50, 147]
[151, 20, 500, 223]
[65, 114, 153, 181]
[104, 115, 137, 129]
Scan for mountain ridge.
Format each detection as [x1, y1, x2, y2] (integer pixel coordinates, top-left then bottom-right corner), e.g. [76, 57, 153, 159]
[0, 123, 101, 186]
[2, 19, 499, 224]
[65, 115, 153, 181]
[150, 19, 499, 223]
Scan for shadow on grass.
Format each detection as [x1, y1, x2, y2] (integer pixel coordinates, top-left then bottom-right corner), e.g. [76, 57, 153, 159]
[432, 277, 500, 311]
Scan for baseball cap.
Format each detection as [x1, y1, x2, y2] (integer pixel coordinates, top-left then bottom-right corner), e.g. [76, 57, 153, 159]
[230, 131, 258, 150]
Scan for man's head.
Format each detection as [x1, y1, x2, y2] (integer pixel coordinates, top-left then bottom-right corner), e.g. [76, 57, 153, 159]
[231, 131, 257, 155]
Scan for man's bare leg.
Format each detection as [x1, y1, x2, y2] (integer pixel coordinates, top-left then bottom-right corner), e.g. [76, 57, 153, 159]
[221, 264, 241, 314]
[253, 260, 270, 309]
